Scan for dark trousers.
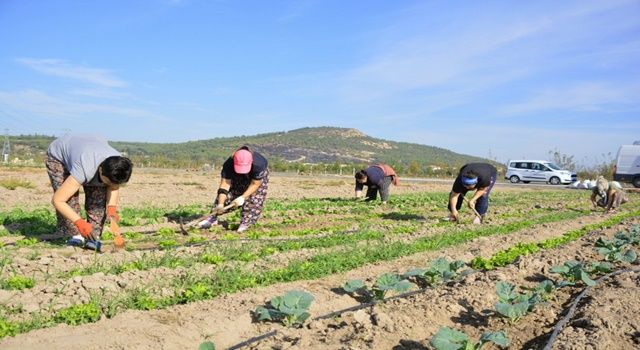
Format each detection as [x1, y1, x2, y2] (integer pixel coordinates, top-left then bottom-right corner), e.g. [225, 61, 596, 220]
[448, 176, 496, 216]
[366, 176, 393, 201]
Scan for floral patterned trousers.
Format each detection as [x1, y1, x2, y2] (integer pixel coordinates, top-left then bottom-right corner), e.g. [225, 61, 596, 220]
[214, 170, 269, 227]
[45, 154, 107, 237]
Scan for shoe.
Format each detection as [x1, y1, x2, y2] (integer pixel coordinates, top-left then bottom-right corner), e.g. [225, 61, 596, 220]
[237, 224, 250, 233]
[67, 235, 85, 247]
[197, 216, 218, 229]
[472, 216, 482, 224]
[84, 240, 102, 252]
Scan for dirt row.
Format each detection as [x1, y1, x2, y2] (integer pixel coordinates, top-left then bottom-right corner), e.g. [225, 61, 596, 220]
[0, 207, 585, 321]
[1, 210, 635, 349]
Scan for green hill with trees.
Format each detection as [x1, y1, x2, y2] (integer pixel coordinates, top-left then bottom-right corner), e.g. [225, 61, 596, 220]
[4, 127, 496, 176]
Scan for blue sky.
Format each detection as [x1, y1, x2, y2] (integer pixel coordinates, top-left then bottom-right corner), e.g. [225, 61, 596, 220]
[1, 0, 639, 166]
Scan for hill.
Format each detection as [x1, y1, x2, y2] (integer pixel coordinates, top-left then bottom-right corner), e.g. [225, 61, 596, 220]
[4, 127, 494, 175]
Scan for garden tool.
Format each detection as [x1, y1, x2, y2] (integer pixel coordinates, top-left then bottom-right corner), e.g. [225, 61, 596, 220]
[184, 202, 239, 230]
[110, 219, 125, 249]
[462, 196, 482, 220]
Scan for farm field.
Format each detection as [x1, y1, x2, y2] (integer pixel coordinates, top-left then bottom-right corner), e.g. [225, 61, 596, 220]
[0, 167, 639, 349]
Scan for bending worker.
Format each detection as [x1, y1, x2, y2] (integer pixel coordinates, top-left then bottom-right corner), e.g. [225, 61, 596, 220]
[46, 134, 133, 250]
[591, 176, 629, 213]
[448, 162, 497, 224]
[198, 146, 269, 233]
[355, 163, 398, 204]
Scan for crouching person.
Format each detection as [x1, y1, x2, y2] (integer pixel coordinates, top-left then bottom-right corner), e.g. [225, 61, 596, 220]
[46, 134, 133, 251]
[448, 163, 497, 224]
[354, 163, 399, 204]
[591, 176, 629, 213]
[198, 146, 269, 233]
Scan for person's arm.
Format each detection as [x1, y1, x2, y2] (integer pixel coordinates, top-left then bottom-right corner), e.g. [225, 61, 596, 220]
[449, 191, 460, 220]
[605, 189, 616, 212]
[241, 179, 262, 199]
[106, 185, 120, 207]
[215, 178, 232, 206]
[52, 176, 83, 222]
[590, 192, 598, 208]
[467, 187, 488, 208]
[355, 180, 364, 199]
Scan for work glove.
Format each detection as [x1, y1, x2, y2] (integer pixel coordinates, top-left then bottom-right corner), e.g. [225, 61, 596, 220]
[197, 216, 217, 229]
[232, 196, 245, 207]
[106, 205, 120, 222]
[74, 219, 94, 239]
[213, 204, 225, 215]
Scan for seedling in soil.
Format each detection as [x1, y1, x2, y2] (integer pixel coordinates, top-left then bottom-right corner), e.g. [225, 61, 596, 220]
[613, 227, 640, 246]
[54, 302, 101, 325]
[254, 290, 314, 327]
[430, 327, 509, 350]
[549, 260, 612, 287]
[343, 273, 413, 301]
[403, 257, 466, 287]
[199, 341, 216, 350]
[595, 237, 638, 263]
[522, 280, 556, 301]
[494, 281, 543, 322]
[0, 318, 18, 338]
[1, 275, 35, 290]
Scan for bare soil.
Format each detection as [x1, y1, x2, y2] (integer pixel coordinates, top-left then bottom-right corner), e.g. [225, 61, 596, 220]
[0, 167, 638, 350]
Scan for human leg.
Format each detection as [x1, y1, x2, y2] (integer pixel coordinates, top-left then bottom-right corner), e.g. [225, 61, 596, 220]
[45, 155, 80, 236]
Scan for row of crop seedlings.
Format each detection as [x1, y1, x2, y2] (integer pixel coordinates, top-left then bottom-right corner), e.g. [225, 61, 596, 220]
[0, 209, 590, 300]
[197, 224, 640, 349]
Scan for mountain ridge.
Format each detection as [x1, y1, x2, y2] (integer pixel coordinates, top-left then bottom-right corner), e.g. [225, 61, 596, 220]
[6, 127, 496, 174]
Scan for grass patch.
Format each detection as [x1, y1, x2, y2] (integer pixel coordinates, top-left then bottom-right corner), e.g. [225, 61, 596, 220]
[0, 178, 35, 190]
[1, 275, 35, 290]
[471, 209, 640, 270]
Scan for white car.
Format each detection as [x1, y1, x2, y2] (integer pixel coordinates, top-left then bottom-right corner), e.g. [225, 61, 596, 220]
[505, 160, 577, 185]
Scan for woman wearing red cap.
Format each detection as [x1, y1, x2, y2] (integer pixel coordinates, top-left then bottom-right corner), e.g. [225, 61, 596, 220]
[198, 146, 269, 233]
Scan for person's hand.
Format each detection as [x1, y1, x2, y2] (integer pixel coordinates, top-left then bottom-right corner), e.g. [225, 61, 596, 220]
[467, 199, 477, 209]
[106, 205, 120, 222]
[74, 219, 94, 239]
[213, 204, 225, 215]
[450, 210, 459, 222]
[232, 196, 245, 207]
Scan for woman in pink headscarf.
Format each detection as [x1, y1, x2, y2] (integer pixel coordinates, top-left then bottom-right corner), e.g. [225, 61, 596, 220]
[198, 146, 269, 233]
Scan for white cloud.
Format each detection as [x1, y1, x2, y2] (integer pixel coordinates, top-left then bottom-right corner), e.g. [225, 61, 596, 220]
[502, 82, 640, 114]
[0, 89, 153, 118]
[16, 58, 127, 88]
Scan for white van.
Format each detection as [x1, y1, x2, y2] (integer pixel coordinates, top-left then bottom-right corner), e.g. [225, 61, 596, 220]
[613, 144, 640, 188]
[505, 160, 577, 185]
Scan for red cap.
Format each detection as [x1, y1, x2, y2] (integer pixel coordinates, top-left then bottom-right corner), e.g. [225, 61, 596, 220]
[233, 149, 253, 174]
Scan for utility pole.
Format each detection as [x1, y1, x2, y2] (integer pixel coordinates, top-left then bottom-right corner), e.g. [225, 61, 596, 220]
[2, 129, 9, 163]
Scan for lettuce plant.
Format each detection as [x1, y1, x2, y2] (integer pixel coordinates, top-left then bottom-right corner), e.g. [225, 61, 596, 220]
[595, 237, 637, 263]
[523, 280, 556, 301]
[550, 260, 612, 287]
[403, 257, 466, 287]
[254, 290, 314, 327]
[430, 327, 509, 350]
[343, 273, 413, 301]
[494, 281, 542, 322]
